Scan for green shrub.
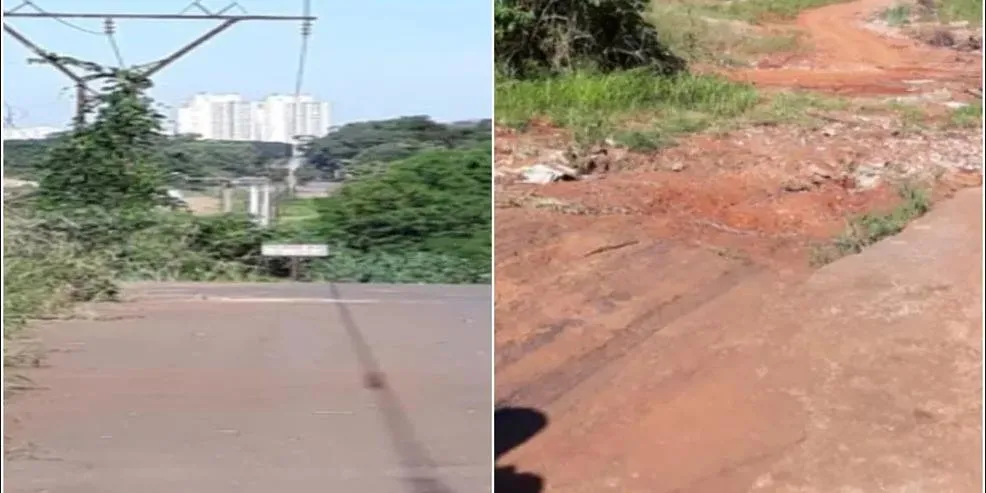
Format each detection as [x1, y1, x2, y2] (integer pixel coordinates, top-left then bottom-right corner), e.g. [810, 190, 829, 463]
[495, 0, 686, 78]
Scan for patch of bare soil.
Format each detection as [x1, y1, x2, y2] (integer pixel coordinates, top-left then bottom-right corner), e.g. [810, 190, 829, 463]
[182, 194, 221, 215]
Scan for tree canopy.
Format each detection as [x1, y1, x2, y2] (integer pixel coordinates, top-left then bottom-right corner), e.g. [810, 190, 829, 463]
[305, 116, 491, 178]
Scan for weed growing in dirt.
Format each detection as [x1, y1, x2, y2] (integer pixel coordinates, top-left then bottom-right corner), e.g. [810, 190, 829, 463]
[496, 71, 760, 145]
[938, 0, 984, 24]
[811, 185, 932, 266]
[884, 4, 913, 25]
[947, 101, 983, 128]
[746, 91, 849, 125]
[712, 0, 849, 21]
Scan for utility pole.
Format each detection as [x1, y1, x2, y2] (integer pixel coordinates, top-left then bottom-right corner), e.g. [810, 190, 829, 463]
[2, 2, 315, 125]
[287, 134, 315, 197]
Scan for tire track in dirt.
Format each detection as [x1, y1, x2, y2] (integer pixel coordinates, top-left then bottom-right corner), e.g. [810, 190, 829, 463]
[499, 261, 760, 410]
[730, 0, 982, 95]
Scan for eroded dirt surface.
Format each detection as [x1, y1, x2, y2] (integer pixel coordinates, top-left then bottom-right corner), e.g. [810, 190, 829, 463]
[730, 0, 982, 96]
[497, 188, 982, 493]
[494, 0, 984, 491]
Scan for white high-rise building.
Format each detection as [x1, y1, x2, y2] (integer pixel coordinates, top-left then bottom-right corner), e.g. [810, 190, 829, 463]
[175, 93, 331, 143]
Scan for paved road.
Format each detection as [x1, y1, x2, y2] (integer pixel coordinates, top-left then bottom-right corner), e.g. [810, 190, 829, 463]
[4, 283, 491, 493]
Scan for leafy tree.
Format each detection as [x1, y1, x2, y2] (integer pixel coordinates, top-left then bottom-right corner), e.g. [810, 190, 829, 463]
[33, 58, 171, 211]
[495, 0, 687, 77]
[314, 145, 491, 265]
[305, 116, 491, 178]
[4, 135, 291, 184]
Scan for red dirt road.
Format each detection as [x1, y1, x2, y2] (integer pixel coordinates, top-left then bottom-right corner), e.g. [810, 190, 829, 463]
[4, 284, 492, 493]
[730, 0, 982, 95]
[494, 0, 984, 491]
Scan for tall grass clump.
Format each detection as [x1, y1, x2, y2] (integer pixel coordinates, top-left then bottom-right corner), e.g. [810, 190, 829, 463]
[3, 209, 118, 332]
[497, 71, 759, 123]
[497, 70, 760, 143]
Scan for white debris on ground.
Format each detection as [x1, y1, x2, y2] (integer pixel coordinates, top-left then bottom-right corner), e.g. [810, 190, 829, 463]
[518, 163, 580, 184]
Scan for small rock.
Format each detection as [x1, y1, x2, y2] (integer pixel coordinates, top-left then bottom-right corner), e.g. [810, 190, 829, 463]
[808, 164, 833, 179]
[670, 162, 686, 172]
[520, 163, 579, 184]
[854, 173, 882, 190]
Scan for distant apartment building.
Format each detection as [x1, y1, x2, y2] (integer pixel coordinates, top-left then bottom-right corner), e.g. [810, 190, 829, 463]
[175, 93, 331, 143]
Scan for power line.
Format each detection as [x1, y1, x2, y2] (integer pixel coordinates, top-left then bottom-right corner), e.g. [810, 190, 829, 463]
[18, 0, 104, 35]
[178, 1, 248, 15]
[13, 1, 125, 66]
[103, 18, 125, 67]
[3, 6, 315, 125]
[292, 0, 313, 99]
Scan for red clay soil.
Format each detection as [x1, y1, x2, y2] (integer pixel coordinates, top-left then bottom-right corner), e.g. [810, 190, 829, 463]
[494, 0, 984, 491]
[729, 0, 982, 96]
[497, 188, 982, 493]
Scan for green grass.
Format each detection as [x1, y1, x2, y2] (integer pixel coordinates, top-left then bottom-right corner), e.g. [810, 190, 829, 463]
[496, 71, 761, 145]
[947, 101, 984, 128]
[811, 184, 932, 266]
[496, 69, 860, 148]
[714, 0, 849, 21]
[277, 197, 320, 223]
[883, 4, 912, 25]
[939, 0, 983, 24]
[746, 91, 849, 124]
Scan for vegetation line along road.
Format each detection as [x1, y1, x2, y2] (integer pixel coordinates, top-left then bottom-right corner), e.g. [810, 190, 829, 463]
[3, 58, 491, 366]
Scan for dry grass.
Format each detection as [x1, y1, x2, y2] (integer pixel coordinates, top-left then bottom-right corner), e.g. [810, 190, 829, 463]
[649, 2, 807, 66]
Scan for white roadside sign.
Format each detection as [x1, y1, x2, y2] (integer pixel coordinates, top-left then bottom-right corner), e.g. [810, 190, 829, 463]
[261, 244, 330, 257]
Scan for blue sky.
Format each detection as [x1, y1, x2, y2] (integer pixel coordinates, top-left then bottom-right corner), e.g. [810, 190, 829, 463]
[1, 0, 493, 128]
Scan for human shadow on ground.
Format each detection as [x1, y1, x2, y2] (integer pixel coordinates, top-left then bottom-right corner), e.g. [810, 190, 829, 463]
[495, 407, 548, 493]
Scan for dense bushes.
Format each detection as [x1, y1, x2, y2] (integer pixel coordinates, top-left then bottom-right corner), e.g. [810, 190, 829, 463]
[304, 116, 491, 179]
[494, 0, 686, 77]
[315, 147, 490, 256]
[4, 136, 290, 183]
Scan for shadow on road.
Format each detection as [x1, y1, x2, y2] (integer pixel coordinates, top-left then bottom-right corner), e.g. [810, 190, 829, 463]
[495, 407, 548, 493]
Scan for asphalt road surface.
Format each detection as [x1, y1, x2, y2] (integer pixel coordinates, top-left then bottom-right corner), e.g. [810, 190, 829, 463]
[4, 283, 492, 493]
